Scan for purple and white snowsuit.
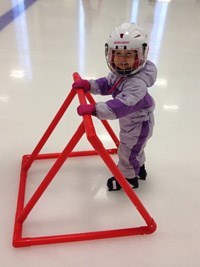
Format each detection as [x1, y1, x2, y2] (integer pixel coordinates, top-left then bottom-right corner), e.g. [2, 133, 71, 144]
[89, 60, 157, 178]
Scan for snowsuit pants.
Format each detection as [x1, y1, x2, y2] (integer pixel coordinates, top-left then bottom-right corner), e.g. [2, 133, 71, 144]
[117, 113, 154, 178]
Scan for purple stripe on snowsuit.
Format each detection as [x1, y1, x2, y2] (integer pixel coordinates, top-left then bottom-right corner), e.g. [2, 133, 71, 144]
[129, 121, 150, 175]
[96, 77, 111, 95]
[106, 93, 154, 118]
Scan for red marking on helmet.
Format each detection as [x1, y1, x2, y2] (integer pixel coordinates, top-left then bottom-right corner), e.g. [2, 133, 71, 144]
[114, 41, 129, 44]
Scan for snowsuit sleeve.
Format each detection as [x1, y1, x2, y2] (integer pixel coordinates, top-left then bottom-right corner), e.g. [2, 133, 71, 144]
[105, 79, 153, 119]
[89, 61, 157, 121]
[89, 73, 119, 120]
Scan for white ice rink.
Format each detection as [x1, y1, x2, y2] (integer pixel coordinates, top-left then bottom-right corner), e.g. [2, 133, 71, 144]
[1, 0, 200, 266]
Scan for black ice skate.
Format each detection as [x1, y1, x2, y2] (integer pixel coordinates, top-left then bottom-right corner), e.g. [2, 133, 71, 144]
[138, 165, 147, 180]
[107, 177, 138, 191]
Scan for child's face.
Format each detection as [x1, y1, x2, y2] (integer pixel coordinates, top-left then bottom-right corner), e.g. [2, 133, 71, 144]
[113, 50, 136, 70]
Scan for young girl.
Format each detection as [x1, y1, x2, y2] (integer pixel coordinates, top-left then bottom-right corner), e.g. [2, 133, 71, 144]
[72, 22, 157, 191]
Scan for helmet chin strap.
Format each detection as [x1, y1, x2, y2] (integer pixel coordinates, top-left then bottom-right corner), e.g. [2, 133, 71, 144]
[116, 67, 133, 75]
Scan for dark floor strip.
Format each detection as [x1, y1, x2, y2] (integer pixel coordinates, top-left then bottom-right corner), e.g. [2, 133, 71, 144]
[0, 0, 38, 31]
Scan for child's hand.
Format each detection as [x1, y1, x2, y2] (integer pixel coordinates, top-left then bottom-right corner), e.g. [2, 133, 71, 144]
[72, 79, 90, 92]
[77, 104, 96, 116]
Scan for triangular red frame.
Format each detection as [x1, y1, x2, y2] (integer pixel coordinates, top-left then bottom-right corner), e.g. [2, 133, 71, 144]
[13, 72, 156, 247]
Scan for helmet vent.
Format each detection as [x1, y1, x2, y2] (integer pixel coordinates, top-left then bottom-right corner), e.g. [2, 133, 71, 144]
[120, 33, 124, 38]
[135, 34, 141, 38]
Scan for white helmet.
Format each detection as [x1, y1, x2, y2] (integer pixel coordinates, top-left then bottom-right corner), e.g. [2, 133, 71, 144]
[105, 22, 149, 76]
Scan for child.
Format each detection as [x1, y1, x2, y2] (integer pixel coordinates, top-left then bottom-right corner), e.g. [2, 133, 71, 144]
[72, 22, 157, 191]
